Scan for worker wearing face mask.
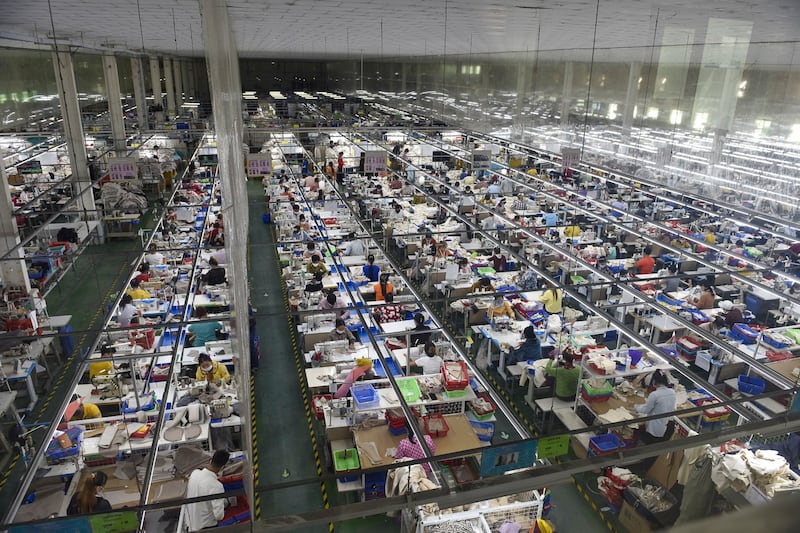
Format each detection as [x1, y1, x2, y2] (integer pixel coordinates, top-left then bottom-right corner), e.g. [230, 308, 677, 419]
[195, 353, 230, 385]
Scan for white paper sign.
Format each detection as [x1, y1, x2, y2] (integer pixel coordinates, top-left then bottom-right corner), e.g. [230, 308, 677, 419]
[363, 151, 387, 174]
[108, 158, 138, 180]
[247, 154, 272, 177]
[472, 150, 491, 170]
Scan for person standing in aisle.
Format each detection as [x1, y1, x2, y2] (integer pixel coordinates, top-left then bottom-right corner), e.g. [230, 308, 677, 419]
[336, 152, 345, 186]
[635, 370, 677, 467]
[184, 450, 231, 532]
[394, 422, 436, 476]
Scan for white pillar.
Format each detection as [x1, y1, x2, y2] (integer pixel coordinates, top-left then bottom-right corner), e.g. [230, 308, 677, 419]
[130, 56, 148, 130]
[199, 0, 253, 511]
[53, 50, 96, 214]
[622, 61, 641, 134]
[173, 59, 183, 109]
[0, 160, 31, 292]
[102, 54, 126, 151]
[149, 57, 164, 123]
[164, 57, 176, 118]
[183, 61, 195, 100]
[560, 62, 573, 129]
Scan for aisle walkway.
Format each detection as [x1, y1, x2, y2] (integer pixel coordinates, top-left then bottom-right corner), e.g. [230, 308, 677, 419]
[247, 180, 331, 532]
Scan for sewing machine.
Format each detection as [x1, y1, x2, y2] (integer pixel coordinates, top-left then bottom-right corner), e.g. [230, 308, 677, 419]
[91, 372, 127, 399]
[492, 316, 512, 331]
[315, 340, 350, 362]
[209, 398, 232, 419]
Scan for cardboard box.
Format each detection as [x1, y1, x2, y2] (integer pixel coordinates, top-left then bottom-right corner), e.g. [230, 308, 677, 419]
[646, 435, 684, 490]
[618, 500, 653, 533]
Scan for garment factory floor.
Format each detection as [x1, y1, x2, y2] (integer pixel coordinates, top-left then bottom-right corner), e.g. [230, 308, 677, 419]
[0, 182, 614, 532]
[246, 180, 611, 533]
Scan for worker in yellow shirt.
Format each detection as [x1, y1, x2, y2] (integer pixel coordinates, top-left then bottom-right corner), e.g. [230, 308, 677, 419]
[196, 353, 231, 385]
[564, 225, 581, 238]
[74, 402, 102, 420]
[703, 228, 717, 244]
[126, 278, 151, 300]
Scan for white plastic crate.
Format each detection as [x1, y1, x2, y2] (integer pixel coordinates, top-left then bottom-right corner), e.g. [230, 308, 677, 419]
[417, 511, 490, 533]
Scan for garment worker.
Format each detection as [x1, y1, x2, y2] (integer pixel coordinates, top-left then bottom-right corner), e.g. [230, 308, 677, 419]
[67, 471, 111, 515]
[195, 352, 231, 385]
[545, 350, 580, 401]
[412, 342, 444, 375]
[329, 318, 356, 345]
[184, 450, 231, 532]
[539, 286, 564, 314]
[188, 307, 223, 347]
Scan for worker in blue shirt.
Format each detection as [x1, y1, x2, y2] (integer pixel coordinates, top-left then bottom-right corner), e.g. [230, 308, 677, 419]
[506, 326, 542, 365]
[543, 209, 558, 227]
[362, 254, 381, 282]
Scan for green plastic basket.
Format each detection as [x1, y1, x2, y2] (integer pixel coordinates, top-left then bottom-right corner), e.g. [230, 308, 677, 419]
[444, 387, 468, 398]
[333, 448, 360, 472]
[396, 377, 422, 403]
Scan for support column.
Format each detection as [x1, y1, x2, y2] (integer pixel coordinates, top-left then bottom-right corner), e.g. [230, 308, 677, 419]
[102, 55, 126, 151]
[184, 60, 196, 101]
[400, 63, 408, 93]
[149, 57, 164, 123]
[0, 161, 31, 293]
[53, 50, 96, 214]
[622, 61, 641, 134]
[199, 0, 253, 514]
[130, 56, 148, 130]
[164, 57, 176, 118]
[173, 59, 184, 109]
[513, 60, 530, 135]
[560, 62, 573, 129]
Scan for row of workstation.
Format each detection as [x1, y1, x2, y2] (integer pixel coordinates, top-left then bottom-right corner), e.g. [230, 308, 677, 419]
[266, 131, 540, 515]
[344, 130, 800, 446]
[9, 140, 249, 530]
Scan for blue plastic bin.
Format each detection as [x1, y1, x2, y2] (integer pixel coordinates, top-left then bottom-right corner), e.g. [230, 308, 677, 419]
[737, 375, 765, 395]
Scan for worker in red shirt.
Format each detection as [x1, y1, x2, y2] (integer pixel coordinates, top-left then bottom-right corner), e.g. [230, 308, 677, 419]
[636, 246, 656, 275]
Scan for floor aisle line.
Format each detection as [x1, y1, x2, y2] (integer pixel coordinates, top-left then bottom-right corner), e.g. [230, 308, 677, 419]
[246, 181, 330, 532]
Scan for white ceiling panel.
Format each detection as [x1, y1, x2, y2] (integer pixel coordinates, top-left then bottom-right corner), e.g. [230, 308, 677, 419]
[0, 0, 797, 64]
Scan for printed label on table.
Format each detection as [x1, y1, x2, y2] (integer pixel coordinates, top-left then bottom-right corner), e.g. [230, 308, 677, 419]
[537, 435, 570, 458]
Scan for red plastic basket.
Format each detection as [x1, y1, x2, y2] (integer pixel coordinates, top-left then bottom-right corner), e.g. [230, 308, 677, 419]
[130, 328, 155, 349]
[312, 394, 332, 421]
[385, 407, 418, 428]
[468, 394, 496, 417]
[766, 350, 794, 362]
[697, 399, 731, 422]
[441, 361, 469, 391]
[423, 414, 450, 438]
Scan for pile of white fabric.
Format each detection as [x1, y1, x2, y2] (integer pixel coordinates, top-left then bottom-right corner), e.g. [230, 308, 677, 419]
[711, 448, 800, 497]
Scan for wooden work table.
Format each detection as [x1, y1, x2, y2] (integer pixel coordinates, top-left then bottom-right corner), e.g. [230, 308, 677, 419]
[352, 413, 482, 468]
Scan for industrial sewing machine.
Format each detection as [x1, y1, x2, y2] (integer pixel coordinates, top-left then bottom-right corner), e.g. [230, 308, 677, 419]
[91, 371, 127, 400]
